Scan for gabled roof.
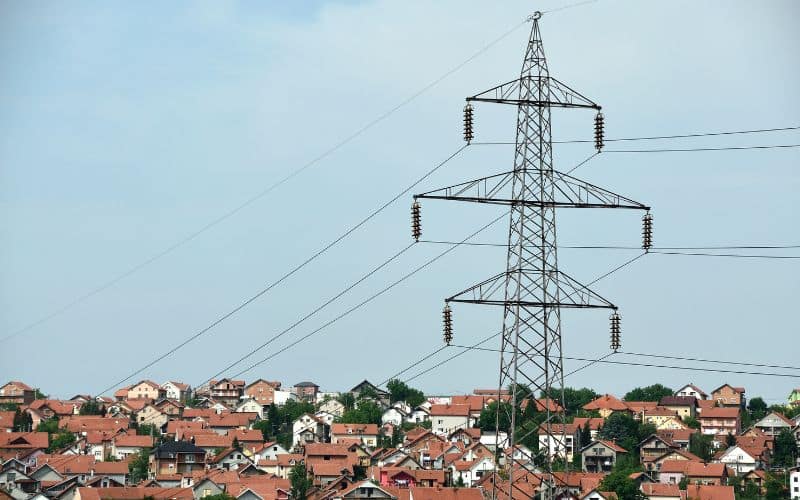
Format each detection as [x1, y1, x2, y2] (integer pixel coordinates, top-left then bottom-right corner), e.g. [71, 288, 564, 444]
[580, 439, 627, 454]
[429, 404, 471, 417]
[331, 423, 379, 436]
[583, 394, 628, 411]
[684, 485, 735, 500]
[660, 396, 698, 407]
[698, 407, 739, 419]
[676, 383, 708, 398]
[1, 381, 33, 391]
[710, 384, 745, 395]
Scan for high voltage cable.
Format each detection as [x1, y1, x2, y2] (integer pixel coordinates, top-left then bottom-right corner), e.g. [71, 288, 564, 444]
[651, 251, 800, 259]
[379, 345, 449, 387]
[616, 351, 800, 372]
[94, 146, 467, 396]
[417, 241, 800, 250]
[605, 144, 800, 153]
[1, 14, 532, 344]
[392, 252, 646, 385]
[448, 346, 800, 379]
[199, 242, 417, 389]
[218, 212, 509, 382]
[472, 125, 800, 146]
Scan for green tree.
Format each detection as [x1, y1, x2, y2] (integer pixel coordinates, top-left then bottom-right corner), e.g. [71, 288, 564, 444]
[579, 423, 592, 448]
[764, 473, 786, 500]
[747, 397, 768, 421]
[136, 423, 160, 437]
[128, 448, 151, 484]
[678, 477, 688, 490]
[253, 419, 272, 441]
[772, 429, 797, 467]
[232, 437, 240, 450]
[49, 431, 76, 452]
[725, 432, 736, 447]
[622, 384, 673, 402]
[386, 380, 425, 407]
[599, 468, 646, 500]
[454, 475, 465, 487]
[339, 400, 382, 425]
[289, 462, 311, 500]
[683, 416, 700, 429]
[477, 401, 512, 433]
[79, 400, 104, 415]
[597, 413, 650, 451]
[13, 408, 32, 432]
[541, 387, 598, 416]
[688, 433, 714, 462]
[36, 417, 60, 434]
[337, 393, 356, 411]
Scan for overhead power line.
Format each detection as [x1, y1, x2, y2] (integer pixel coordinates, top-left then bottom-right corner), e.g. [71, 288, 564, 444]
[650, 251, 800, 259]
[615, 351, 800, 372]
[472, 125, 800, 145]
[200, 242, 417, 389]
[417, 241, 800, 250]
[448, 346, 800, 379]
[391, 251, 646, 385]
[1, 15, 532, 344]
[604, 144, 800, 153]
[220, 211, 509, 381]
[95, 145, 467, 396]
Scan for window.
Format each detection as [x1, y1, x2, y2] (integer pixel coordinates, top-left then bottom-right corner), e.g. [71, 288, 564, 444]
[203, 489, 211, 497]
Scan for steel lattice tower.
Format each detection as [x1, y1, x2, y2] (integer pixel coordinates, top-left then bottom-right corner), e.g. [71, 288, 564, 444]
[415, 12, 650, 499]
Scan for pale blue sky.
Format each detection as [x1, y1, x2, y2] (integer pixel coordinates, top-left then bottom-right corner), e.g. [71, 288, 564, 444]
[1, 1, 798, 403]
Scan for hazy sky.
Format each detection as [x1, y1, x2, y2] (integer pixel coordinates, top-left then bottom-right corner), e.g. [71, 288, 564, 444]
[1, 1, 798, 404]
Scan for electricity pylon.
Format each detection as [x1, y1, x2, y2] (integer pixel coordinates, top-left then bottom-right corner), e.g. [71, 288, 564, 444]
[414, 12, 651, 499]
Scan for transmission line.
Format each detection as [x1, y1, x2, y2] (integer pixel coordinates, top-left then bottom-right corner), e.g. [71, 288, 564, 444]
[94, 146, 466, 396]
[605, 144, 800, 153]
[615, 351, 800, 372]
[417, 241, 800, 250]
[218, 212, 509, 381]
[472, 125, 800, 145]
[391, 251, 646, 385]
[1, 14, 532, 344]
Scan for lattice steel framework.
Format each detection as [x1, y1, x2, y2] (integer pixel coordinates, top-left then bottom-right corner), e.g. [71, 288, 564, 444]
[414, 13, 650, 499]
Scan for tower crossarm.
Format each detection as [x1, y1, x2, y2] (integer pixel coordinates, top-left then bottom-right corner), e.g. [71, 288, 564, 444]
[445, 269, 618, 310]
[415, 169, 650, 210]
[467, 75, 600, 110]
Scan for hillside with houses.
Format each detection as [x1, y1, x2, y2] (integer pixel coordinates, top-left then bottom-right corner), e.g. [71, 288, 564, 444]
[1, 379, 799, 500]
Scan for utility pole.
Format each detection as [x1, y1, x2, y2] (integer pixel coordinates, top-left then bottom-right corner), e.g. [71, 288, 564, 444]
[413, 12, 651, 499]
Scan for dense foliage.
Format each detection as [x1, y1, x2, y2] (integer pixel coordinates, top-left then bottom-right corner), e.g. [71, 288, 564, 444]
[386, 380, 425, 407]
[622, 384, 673, 402]
[289, 462, 312, 500]
[597, 412, 655, 451]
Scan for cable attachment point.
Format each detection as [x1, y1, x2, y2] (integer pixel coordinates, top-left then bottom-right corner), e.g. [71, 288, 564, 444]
[443, 303, 453, 345]
[594, 112, 604, 152]
[610, 311, 621, 351]
[411, 201, 422, 242]
[642, 212, 653, 252]
[527, 11, 542, 22]
[463, 104, 474, 144]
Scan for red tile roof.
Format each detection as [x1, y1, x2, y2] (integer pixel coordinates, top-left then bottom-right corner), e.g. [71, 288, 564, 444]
[429, 404, 471, 417]
[684, 485, 735, 500]
[698, 407, 739, 419]
[583, 394, 628, 411]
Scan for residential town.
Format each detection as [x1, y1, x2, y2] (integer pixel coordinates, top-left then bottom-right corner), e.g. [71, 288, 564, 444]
[1, 379, 799, 500]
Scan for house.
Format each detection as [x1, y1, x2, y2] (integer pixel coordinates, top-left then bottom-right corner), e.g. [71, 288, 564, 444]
[292, 414, 328, 449]
[73, 487, 194, 500]
[646, 449, 702, 476]
[111, 434, 154, 460]
[429, 404, 471, 436]
[381, 407, 407, 427]
[134, 404, 168, 429]
[150, 441, 207, 475]
[753, 411, 793, 437]
[318, 399, 346, 418]
[337, 480, 397, 499]
[538, 423, 579, 462]
[640, 482, 681, 499]
[675, 384, 708, 401]
[641, 407, 685, 430]
[293, 382, 320, 402]
[208, 412, 259, 434]
[580, 440, 627, 473]
[209, 447, 253, 471]
[349, 381, 390, 407]
[714, 444, 761, 475]
[208, 379, 246, 408]
[582, 394, 629, 418]
[236, 399, 264, 419]
[573, 417, 605, 441]
[0, 382, 36, 405]
[659, 461, 729, 486]
[244, 380, 281, 406]
[790, 467, 800, 499]
[160, 381, 191, 402]
[330, 424, 379, 448]
[659, 396, 697, 420]
[684, 485, 735, 500]
[153, 398, 184, 419]
[639, 434, 678, 465]
[710, 384, 746, 408]
[698, 407, 740, 436]
[127, 380, 165, 401]
[450, 456, 495, 487]
[408, 406, 430, 424]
